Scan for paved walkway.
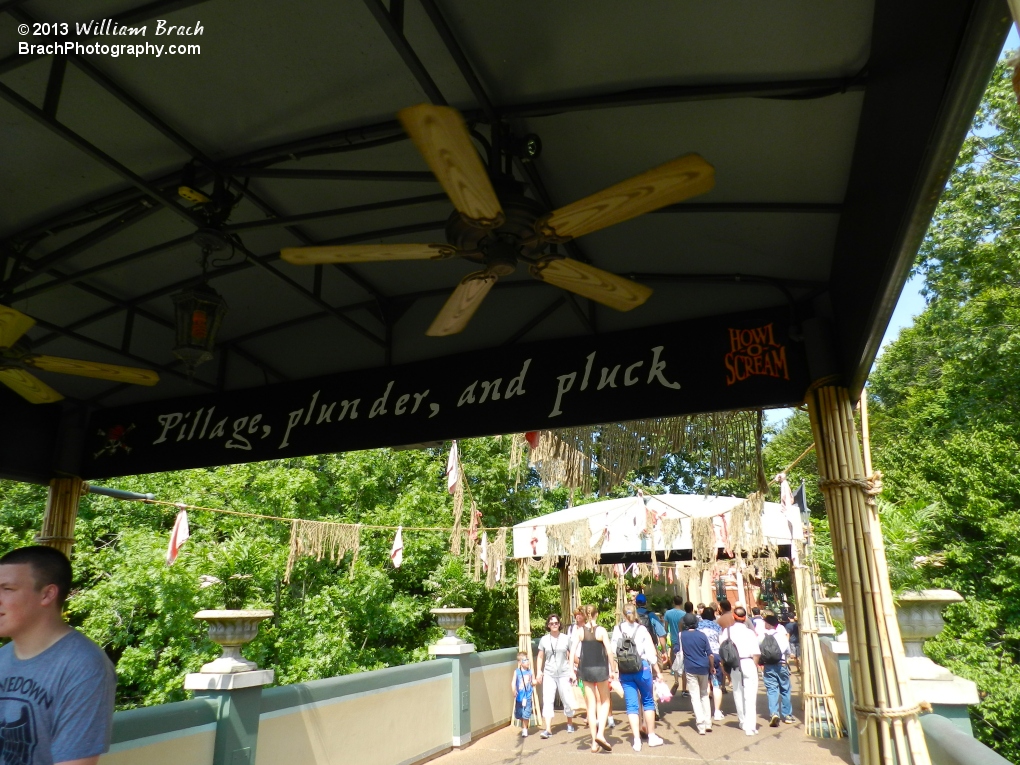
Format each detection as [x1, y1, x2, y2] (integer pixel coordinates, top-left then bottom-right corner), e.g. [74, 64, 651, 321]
[442, 673, 851, 765]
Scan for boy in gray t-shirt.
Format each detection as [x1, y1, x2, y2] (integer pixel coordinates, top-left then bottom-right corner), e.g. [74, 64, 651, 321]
[0, 546, 116, 765]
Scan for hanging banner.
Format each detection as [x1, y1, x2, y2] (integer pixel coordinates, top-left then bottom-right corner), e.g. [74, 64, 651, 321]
[81, 306, 808, 478]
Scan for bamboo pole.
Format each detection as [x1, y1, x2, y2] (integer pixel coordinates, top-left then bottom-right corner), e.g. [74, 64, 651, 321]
[516, 560, 543, 727]
[794, 549, 843, 737]
[807, 385, 930, 765]
[38, 477, 84, 558]
[559, 566, 570, 623]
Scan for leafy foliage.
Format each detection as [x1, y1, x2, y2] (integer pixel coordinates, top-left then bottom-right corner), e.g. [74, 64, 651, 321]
[0, 440, 569, 709]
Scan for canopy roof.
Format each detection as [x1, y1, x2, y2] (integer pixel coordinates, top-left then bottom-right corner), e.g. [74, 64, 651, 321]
[0, 1, 1010, 482]
[511, 493, 803, 564]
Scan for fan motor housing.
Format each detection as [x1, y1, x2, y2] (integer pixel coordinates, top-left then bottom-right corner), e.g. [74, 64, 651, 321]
[446, 180, 548, 267]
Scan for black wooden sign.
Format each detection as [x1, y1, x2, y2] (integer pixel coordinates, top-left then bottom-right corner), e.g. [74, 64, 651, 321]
[82, 306, 809, 478]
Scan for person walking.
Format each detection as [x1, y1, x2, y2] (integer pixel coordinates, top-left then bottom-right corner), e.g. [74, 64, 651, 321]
[716, 598, 735, 628]
[536, 614, 576, 738]
[663, 597, 685, 693]
[610, 604, 664, 751]
[679, 613, 715, 735]
[512, 652, 535, 737]
[723, 606, 761, 736]
[784, 614, 800, 671]
[569, 604, 614, 753]
[635, 593, 667, 653]
[697, 606, 725, 721]
[759, 613, 796, 726]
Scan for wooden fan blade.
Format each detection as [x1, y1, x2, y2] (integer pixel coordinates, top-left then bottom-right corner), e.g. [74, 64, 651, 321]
[399, 104, 504, 228]
[0, 369, 63, 404]
[281, 243, 457, 265]
[537, 154, 715, 241]
[425, 271, 498, 337]
[0, 304, 35, 349]
[530, 259, 652, 312]
[26, 355, 160, 386]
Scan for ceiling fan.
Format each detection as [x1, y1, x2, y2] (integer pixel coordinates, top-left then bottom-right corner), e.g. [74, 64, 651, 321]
[280, 104, 714, 336]
[0, 304, 160, 404]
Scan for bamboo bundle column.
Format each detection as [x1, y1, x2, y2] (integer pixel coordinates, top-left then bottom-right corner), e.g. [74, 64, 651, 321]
[39, 477, 84, 558]
[516, 560, 543, 726]
[559, 566, 570, 623]
[806, 385, 930, 765]
[794, 554, 843, 738]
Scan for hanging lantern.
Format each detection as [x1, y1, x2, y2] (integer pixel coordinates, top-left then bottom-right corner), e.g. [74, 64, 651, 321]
[171, 283, 228, 374]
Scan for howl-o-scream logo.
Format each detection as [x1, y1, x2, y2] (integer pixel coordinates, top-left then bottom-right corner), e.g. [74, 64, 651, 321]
[725, 323, 789, 385]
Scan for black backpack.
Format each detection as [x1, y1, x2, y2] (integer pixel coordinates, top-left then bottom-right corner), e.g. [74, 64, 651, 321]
[719, 629, 741, 672]
[636, 610, 653, 633]
[616, 625, 643, 674]
[760, 632, 783, 665]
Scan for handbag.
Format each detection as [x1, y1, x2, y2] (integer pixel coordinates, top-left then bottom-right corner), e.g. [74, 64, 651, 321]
[671, 648, 685, 676]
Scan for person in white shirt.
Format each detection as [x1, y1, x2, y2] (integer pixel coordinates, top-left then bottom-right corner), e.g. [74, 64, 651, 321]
[536, 614, 576, 738]
[722, 606, 761, 736]
[758, 612, 795, 726]
[610, 604, 664, 752]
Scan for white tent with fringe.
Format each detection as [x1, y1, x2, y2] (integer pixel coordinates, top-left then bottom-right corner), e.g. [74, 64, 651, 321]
[512, 493, 803, 563]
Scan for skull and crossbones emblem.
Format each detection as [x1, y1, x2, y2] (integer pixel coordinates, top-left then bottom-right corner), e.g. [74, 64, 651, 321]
[94, 423, 135, 459]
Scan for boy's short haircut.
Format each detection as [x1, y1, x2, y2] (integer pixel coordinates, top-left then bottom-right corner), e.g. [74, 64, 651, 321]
[517, 651, 528, 661]
[673, 595, 684, 606]
[0, 545, 72, 605]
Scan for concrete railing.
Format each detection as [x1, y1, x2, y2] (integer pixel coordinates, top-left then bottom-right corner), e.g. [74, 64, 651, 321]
[99, 647, 518, 765]
[100, 697, 218, 765]
[920, 714, 1014, 765]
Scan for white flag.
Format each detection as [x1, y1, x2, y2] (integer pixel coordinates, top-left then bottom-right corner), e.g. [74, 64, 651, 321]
[480, 531, 489, 572]
[446, 441, 460, 494]
[390, 526, 404, 568]
[166, 509, 190, 565]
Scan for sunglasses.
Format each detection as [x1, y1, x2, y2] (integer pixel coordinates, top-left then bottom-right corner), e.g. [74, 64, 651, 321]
[548, 621, 560, 625]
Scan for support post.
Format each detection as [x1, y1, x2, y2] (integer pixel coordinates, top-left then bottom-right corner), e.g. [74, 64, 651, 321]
[806, 384, 931, 765]
[39, 477, 84, 557]
[515, 560, 543, 726]
[428, 609, 475, 747]
[558, 566, 570, 623]
[188, 679, 270, 765]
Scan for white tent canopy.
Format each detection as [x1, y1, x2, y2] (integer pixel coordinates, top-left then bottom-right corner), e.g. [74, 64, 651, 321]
[512, 493, 803, 562]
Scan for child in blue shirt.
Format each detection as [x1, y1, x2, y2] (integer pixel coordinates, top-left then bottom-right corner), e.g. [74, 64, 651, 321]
[511, 652, 534, 737]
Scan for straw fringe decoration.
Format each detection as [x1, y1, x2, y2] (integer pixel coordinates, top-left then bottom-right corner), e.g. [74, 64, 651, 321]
[509, 412, 761, 494]
[728, 491, 766, 558]
[486, 527, 508, 588]
[691, 517, 716, 563]
[450, 480, 464, 555]
[284, 519, 361, 583]
[541, 519, 604, 573]
[528, 431, 592, 492]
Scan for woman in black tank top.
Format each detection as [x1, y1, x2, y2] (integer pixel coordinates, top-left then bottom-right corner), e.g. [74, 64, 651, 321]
[569, 604, 616, 752]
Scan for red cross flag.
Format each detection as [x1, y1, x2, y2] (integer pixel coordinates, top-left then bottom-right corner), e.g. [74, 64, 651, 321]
[166, 508, 190, 565]
[390, 526, 404, 568]
[446, 440, 460, 494]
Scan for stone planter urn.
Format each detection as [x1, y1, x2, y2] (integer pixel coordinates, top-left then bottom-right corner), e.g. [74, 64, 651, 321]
[429, 607, 475, 656]
[431, 607, 473, 645]
[895, 589, 962, 657]
[195, 609, 274, 673]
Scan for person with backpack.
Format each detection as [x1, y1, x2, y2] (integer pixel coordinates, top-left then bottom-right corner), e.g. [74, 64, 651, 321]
[634, 593, 668, 654]
[679, 613, 714, 735]
[610, 603, 664, 751]
[758, 612, 795, 726]
[720, 606, 761, 736]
